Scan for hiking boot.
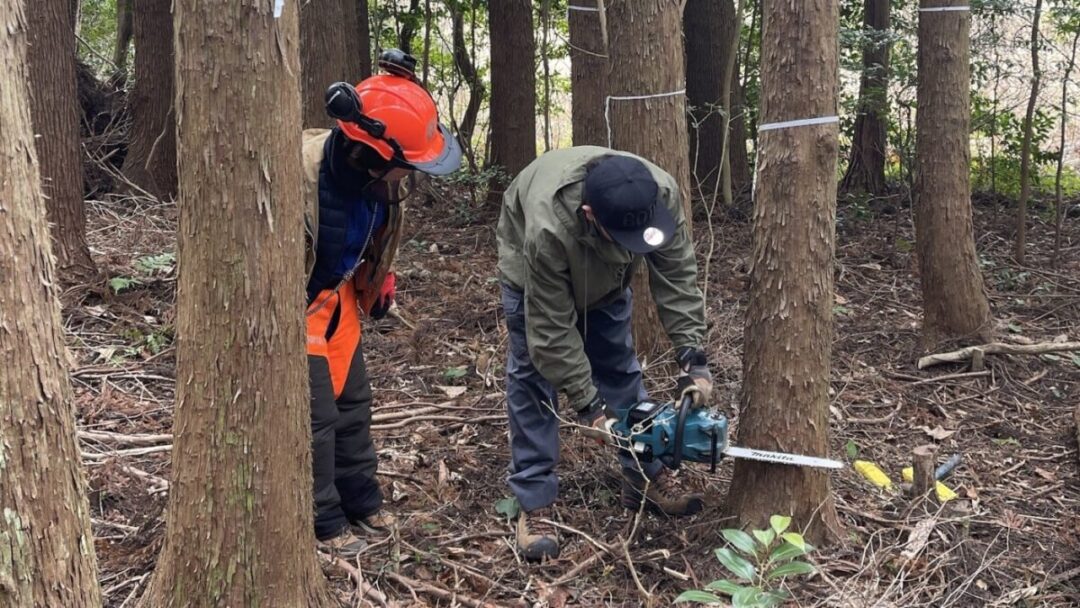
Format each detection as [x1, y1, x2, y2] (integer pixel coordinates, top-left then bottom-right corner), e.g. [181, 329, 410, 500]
[622, 469, 704, 517]
[351, 509, 398, 537]
[516, 507, 560, 562]
[317, 529, 367, 559]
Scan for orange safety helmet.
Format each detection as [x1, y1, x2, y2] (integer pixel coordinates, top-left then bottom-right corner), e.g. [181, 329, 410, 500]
[326, 52, 461, 176]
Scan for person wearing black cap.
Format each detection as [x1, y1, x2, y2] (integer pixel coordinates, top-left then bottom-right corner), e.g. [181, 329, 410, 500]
[496, 147, 713, 562]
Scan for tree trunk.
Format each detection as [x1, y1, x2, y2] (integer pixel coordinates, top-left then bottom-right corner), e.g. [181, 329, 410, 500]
[301, 0, 366, 129]
[724, 0, 843, 546]
[685, 0, 750, 200]
[606, 0, 693, 358]
[840, 0, 890, 196]
[398, 0, 421, 53]
[27, 0, 95, 275]
[113, 0, 133, 72]
[0, 2, 101, 604]
[488, 0, 536, 187]
[142, 1, 331, 605]
[1015, 0, 1042, 265]
[450, 3, 484, 165]
[1054, 29, 1079, 264]
[359, 0, 372, 78]
[913, 0, 992, 348]
[569, 0, 607, 147]
[121, 0, 177, 200]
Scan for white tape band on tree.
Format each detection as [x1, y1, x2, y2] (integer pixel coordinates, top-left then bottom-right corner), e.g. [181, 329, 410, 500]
[603, 89, 687, 148]
[567, 5, 600, 11]
[274, 0, 285, 18]
[758, 115, 840, 132]
[752, 115, 840, 197]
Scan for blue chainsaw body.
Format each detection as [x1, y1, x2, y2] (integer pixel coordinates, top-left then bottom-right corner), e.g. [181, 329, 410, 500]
[612, 398, 730, 470]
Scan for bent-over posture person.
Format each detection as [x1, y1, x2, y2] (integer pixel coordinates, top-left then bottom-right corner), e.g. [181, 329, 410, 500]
[496, 148, 715, 561]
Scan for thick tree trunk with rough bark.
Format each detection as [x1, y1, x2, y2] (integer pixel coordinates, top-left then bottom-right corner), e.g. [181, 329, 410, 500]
[0, 3, 101, 605]
[569, 0, 607, 147]
[1015, 0, 1042, 265]
[913, 0, 992, 348]
[724, 0, 843, 546]
[685, 0, 750, 199]
[301, 0, 366, 128]
[121, 0, 177, 199]
[606, 0, 693, 358]
[142, 1, 331, 605]
[27, 0, 94, 274]
[488, 0, 536, 187]
[841, 0, 890, 196]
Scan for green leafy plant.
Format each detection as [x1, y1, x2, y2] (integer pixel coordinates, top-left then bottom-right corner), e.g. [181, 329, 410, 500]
[676, 515, 816, 607]
[135, 252, 176, 275]
[494, 497, 520, 522]
[109, 276, 140, 294]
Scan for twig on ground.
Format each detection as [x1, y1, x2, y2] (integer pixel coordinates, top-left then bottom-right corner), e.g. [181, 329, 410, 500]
[383, 571, 502, 608]
[918, 341, 1080, 369]
[81, 445, 172, 460]
[319, 553, 388, 607]
[79, 429, 173, 446]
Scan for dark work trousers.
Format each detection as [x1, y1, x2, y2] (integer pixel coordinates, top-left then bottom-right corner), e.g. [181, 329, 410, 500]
[502, 283, 663, 512]
[307, 282, 383, 540]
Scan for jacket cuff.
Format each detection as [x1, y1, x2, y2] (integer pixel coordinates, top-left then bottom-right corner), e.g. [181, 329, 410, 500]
[567, 383, 599, 414]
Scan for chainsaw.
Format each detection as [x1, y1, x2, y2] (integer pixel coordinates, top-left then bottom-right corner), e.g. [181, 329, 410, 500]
[611, 395, 844, 471]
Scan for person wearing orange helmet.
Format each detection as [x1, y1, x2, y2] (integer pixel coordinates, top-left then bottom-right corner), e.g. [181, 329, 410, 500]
[302, 49, 461, 556]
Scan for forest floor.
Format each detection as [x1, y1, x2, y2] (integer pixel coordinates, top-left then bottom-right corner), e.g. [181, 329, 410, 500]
[68, 184, 1079, 607]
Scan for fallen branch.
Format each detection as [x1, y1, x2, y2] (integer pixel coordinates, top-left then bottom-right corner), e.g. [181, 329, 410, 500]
[81, 445, 173, 460]
[383, 571, 502, 608]
[318, 553, 388, 607]
[79, 430, 173, 446]
[918, 341, 1080, 369]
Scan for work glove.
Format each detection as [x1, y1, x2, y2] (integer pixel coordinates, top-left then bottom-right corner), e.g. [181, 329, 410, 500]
[576, 393, 620, 446]
[369, 272, 396, 320]
[675, 346, 713, 408]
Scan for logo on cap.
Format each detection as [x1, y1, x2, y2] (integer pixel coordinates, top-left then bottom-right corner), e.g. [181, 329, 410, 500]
[643, 227, 665, 247]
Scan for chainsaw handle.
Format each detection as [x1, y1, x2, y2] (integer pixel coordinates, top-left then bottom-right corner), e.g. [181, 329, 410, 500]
[669, 394, 694, 470]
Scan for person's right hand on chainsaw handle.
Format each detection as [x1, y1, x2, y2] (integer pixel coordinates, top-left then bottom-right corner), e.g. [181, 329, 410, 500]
[675, 346, 713, 408]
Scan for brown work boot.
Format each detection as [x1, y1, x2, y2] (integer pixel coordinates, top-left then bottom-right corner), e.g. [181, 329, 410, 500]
[515, 507, 560, 562]
[317, 528, 367, 559]
[622, 469, 704, 517]
[351, 509, 398, 537]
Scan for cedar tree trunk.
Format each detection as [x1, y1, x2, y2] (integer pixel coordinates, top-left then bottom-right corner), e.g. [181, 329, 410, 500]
[569, 0, 607, 147]
[0, 1, 101, 604]
[27, 0, 95, 274]
[840, 0, 890, 196]
[142, 1, 331, 604]
[606, 0, 694, 358]
[488, 0, 537, 187]
[301, 0, 366, 128]
[121, 0, 177, 199]
[685, 0, 751, 199]
[913, 0, 992, 347]
[724, 0, 843, 545]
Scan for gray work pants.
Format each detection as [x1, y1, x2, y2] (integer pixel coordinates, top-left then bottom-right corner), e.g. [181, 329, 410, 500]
[502, 283, 662, 512]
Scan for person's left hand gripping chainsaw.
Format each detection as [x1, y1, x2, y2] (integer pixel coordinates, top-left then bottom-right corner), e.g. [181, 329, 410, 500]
[675, 346, 713, 407]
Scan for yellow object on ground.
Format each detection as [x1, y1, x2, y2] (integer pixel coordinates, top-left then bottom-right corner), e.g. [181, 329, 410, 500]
[901, 467, 958, 501]
[853, 460, 893, 490]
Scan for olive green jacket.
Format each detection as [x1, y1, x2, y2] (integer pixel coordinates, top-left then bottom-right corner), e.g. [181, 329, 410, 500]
[302, 128, 404, 314]
[496, 146, 706, 411]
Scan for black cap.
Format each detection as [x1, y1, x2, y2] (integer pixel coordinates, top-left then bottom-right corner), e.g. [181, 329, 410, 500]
[583, 156, 675, 254]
